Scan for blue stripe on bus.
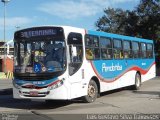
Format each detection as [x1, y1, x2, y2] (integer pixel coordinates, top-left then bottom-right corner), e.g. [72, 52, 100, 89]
[90, 59, 155, 82]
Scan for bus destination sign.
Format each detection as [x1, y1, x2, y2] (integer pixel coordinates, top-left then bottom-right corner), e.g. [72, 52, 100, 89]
[14, 27, 64, 39]
[21, 29, 57, 38]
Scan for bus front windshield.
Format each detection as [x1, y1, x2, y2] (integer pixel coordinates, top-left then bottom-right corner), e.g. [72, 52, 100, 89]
[14, 39, 66, 74]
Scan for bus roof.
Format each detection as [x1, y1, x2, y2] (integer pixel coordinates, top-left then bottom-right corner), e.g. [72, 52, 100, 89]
[14, 25, 153, 43]
[87, 30, 153, 43]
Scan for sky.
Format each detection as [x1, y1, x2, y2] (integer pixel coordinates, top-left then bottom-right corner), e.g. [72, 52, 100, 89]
[0, 0, 140, 41]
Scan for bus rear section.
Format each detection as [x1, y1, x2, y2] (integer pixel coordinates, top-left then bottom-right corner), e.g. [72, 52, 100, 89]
[79, 30, 156, 102]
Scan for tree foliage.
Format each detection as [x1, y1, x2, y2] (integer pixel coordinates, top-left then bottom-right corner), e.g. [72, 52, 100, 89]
[136, 0, 160, 40]
[95, 0, 160, 41]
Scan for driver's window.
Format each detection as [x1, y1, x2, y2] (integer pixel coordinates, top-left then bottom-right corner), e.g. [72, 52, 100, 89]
[68, 32, 83, 75]
[69, 45, 83, 63]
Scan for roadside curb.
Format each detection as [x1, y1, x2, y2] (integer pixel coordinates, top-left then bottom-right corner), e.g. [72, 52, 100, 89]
[0, 88, 12, 95]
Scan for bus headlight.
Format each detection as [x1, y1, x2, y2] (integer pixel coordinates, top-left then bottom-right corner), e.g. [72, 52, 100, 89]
[48, 78, 65, 90]
[13, 81, 21, 89]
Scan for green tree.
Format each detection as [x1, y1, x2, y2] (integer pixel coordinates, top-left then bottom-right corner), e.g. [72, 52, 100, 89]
[96, 8, 130, 35]
[136, 0, 160, 66]
[136, 0, 160, 40]
[95, 0, 160, 40]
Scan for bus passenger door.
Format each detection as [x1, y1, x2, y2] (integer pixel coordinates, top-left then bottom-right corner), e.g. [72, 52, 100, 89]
[67, 32, 83, 83]
[67, 32, 86, 99]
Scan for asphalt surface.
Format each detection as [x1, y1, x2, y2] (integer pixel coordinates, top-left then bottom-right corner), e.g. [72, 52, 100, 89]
[0, 77, 160, 120]
[0, 79, 12, 95]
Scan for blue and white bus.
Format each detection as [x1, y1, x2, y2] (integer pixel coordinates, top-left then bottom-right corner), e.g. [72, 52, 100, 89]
[13, 26, 156, 102]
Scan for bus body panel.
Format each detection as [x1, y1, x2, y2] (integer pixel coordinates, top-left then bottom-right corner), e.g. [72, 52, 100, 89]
[87, 30, 155, 93]
[13, 72, 72, 99]
[13, 25, 156, 101]
[13, 85, 69, 100]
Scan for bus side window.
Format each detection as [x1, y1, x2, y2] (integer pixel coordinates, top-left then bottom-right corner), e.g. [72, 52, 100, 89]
[123, 40, 132, 59]
[132, 42, 140, 58]
[86, 48, 94, 59]
[113, 39, 123, 59]
[113, 49, 123, 59]
[70, 45, 83, 62]
[141, 43, 147, 58]
[100, 37, 112, 59]
[147, 43, 153, 58]
[85, 35, 100, 60]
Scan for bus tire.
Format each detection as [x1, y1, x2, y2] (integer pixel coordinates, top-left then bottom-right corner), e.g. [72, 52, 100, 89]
[82, 80, 98, 103]
[133, 73, 141, 90]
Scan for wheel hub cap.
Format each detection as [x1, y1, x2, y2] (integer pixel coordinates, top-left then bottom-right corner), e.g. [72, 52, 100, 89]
[88, 85, 95, 98]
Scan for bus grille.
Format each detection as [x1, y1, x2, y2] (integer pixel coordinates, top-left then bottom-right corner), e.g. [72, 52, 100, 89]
[14, 75, 53, 80]
[21, 91, 50, 97]
[22, 85, 47, 89]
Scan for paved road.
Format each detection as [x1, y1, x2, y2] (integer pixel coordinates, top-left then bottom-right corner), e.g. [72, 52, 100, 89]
[0, 77, 160, 120]
[0, 79, 12, 95]
[0, 79, 12, 89]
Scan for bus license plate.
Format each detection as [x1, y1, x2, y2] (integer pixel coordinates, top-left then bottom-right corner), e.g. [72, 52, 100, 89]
[29, 91, 38, 96]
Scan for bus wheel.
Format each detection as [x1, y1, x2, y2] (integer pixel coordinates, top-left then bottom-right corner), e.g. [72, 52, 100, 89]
[133, 73, 141, 90]
[82, 80, 98, 103]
